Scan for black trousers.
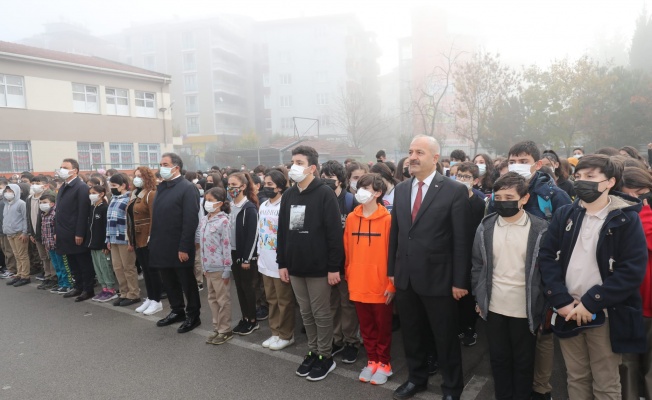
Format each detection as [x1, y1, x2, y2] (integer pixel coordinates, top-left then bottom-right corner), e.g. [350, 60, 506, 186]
[486, 312, 537, 400]
[396, 284, 464, 396]
[231, 251, 258, 321]
[458, 293, 478, 332]
[135, 247, 162, 302]
[66, 251, 95, 293]
[158, 267, 200, 319]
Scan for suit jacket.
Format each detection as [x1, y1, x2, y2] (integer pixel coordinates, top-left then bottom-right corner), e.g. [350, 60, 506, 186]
[388, 172, 472, 296]
[55, 177, 90, 255]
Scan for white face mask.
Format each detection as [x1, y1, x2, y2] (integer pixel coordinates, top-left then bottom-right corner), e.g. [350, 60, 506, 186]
[354, 188, 374, 204]
[350, 180, 358, 190]
[508, 163, 532, 179]
[3, 192, 15, 201]
[160, 166, 175, 180]
[133, 177, 143, 188]
[289, 164, 309, 183]
[192, 179, 199, 184]
[39, 203, 51, 213]
[58, 168, 71, 179]
[476, 164, 487, 176]
[199, 189, 205, 197]
[32, 184, 44, 194]
[89, 194, 100, 203]
[461, 181, 472, 190]
[204, 201, 220, 213]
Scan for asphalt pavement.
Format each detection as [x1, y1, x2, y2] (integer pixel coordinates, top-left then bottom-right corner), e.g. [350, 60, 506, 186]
[0, 278, 570, 400]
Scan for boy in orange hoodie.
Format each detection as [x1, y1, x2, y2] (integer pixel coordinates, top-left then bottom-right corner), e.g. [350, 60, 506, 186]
[343, 173, 395, 385]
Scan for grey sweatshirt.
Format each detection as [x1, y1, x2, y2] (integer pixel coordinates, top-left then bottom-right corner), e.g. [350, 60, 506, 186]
[2, 183, 28, 236]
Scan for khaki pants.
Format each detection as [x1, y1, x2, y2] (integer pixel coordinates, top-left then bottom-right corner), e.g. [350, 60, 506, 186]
[559, 320, 622, 400]
[193, 244, 203, 285]
[110, 244, 139, 299]
[621, 317, 652, 400]
[533, 331, 555, 394]
[0, 235, 17, 273]
[291, 275, 333, 357]
[7, 234, 30, 279]
[330, 277, 361, 346]
[34, 240, 54, 279]
[263, 274, 295, 340]
[206, 271, 231, 334]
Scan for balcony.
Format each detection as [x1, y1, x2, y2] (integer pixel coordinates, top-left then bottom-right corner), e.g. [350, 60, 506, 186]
[211, 60, 243, 76]
[214, 102, 247, 116]
[213, 81, 245, 96]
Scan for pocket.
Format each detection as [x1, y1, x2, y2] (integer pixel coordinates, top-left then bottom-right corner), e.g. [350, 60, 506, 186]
[610, 304, 645, 342]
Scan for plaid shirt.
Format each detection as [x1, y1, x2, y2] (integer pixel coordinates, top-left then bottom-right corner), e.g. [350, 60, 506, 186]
[106, 192, 130, 244]
[41, 204, 57, 251]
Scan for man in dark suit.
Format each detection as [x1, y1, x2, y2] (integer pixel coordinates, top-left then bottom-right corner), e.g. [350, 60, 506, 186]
[388, 135, 472, 400]
[149, 153, 201, 333]
[55, 158, 95, 302]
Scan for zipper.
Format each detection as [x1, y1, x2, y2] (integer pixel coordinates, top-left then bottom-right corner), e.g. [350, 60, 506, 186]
[88, 204, 95, 248]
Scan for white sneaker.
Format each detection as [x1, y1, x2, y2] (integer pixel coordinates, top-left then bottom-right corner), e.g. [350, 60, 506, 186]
[135, 298, 151, 313]
[143, 300, 163, 316]
[269, 336, 295, 350]
[262, 336, 279, 348]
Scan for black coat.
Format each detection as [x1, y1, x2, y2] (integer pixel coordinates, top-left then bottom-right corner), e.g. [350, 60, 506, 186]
[388, 173, 472, 296]
[148, 176, 199, 269]
[55, 177, 90, 255]
[85, 202, 108, 251]
[232, 200, 259, 263]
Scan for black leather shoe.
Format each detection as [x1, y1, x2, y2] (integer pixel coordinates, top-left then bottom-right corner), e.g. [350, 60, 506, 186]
[74, 291, 94, 302]
[118, 298, 140, 307]
[442, 396, 460, 400]
[393, 381, 427, 399]
[63, 288, 82, 298]
[156, 312, 186, 327]
[177, 317, 201, 333]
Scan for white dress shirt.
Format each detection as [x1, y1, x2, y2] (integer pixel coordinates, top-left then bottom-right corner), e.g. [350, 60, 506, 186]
[410, 169, 438, 212]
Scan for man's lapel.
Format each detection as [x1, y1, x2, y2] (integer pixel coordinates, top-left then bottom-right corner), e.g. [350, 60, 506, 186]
[412, 173, 444, 226]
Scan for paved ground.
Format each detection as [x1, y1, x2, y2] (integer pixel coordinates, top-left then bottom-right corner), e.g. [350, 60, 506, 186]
[0, 278, 570, 399]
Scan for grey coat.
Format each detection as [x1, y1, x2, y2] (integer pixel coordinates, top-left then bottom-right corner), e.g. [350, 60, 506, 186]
[471, 212, 548, 334]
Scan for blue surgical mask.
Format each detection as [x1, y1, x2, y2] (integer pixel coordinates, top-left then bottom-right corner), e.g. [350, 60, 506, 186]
[160, 166, 175, 180]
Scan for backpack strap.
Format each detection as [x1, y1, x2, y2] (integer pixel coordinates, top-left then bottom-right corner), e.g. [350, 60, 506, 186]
[344, 192, 354, 213]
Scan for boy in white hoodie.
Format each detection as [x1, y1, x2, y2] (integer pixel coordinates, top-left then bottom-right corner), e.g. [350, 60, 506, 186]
[3, 184, 30, 287]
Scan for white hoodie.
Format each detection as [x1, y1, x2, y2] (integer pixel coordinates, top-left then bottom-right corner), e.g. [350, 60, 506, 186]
[2, 183, 27, 236]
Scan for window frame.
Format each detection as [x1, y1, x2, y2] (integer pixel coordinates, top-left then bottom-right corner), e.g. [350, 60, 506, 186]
[134, 90, 157, 118]
[109, 142, 135, 169]
[138, 143, 161, 167]
[0, 141, 31, 173]
[72, 83, 99, 114]
[0, 74, 26, 109]
[105, 87, 130, 116]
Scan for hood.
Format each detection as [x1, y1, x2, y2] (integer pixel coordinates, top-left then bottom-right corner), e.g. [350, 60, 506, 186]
[352, 203, 390, 220]
[351, 204, 390, 247]
[573, 191, 642, 214]
[4, 183, 21, 204]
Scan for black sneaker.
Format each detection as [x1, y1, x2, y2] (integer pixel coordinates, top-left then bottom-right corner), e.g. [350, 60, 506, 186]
[13, 278, 31, 287]
[232, 319, 247, 334]
[236, 321, 260, 336]
[331, 343, 344, 356]
[341, 344, 358, 364]
[306, 355, 336, 381]
[296, 352, 318, 377]
[37, 279, 51, 290]
[461, 328, 477, 347]
[35, 272, 46, 281]
[256, 306, 269, 321]
[6, 277, 20, 286]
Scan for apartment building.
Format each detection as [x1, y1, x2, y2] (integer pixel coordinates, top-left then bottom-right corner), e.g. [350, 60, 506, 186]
[0, 41, 173, 173]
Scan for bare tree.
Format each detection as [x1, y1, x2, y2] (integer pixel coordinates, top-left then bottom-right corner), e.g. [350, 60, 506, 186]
[331, 86, 388, 149]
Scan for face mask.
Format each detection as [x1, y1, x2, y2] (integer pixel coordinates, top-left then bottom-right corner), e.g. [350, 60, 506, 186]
[89, 194, 100, 203]
[160, 166, 175, 180]
[476, 164, 487, 176]
[262, 187, 277, 199]
[461, 181, 472, 190]
[494, 200, 521, 218]
[228, 187, 242, 199]
[205, 182, 215, 190]
[289, 164, 309, 183]
[133, 177, 143, 188]
[192, 179, 199, 184]
[574, 154, 583, 159]
[3, 192, 15, 201]
[204, 201, 220, 213]
[508, 163, 532, 179]
[451, 175, 457, 181]
[58, 168, 71, 179]
[574, 180, 607, 204]
[39, 203, 51, 213]
[350, 180, 358, 190]
[450, 161, 458, 166]
[403, 167, 410, 179]
[111, 188, 121, 196]
[355, 188, 374, 204]
[198, 189, 205, 197]
[32, 185, 44, 194]
[322, 178, 337, 190]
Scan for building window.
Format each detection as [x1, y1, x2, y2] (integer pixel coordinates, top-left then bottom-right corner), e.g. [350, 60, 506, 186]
[187, 116, 200, 134]
[183, 74, 197, 92]
[0, 74, 25, 108]
[109, 143, 134, 169]
[319, 115, 331, 126]
[263, 95, 270, 110]
[143, 34, 155, 52]
[315, 72, 328, 83]
[183, 53, 196, 71]
[0, 141, 31, 173]
[105, 88, 129, 116]
[72, 83, 99, 113]
[185, 95, 198, 114]
[262, 73, 270, 87]
[138, 143, 160, 167]
[279, 74, 292, 85]
[281, 118, 293, 130]
[182, 31, 194, 50]
[280, 95, 292, 108]
[144, 55, 156, 70]
[265, 118, 272, 130]
[135, 91, 156, 118]
[77, 142, 104, 170]
[316, 93, 329, 106]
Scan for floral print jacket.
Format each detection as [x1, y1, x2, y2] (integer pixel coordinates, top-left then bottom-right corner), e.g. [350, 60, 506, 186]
[197, 211, 232, 278]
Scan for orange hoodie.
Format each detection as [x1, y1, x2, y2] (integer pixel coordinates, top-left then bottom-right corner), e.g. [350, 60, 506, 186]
[344, 203, 395, 303]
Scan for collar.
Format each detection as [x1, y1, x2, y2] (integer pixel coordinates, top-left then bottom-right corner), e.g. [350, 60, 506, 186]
[497, 210, 529, 227]
[582, 197, 612, 220]
[233, 197, 248, 208]
[412, 169, 437, 188]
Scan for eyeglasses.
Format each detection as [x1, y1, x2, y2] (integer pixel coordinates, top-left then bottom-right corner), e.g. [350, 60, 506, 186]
[457, 174, 474, 181]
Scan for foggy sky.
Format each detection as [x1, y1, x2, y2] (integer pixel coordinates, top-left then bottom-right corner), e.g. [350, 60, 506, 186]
[0, 0, 646, 73]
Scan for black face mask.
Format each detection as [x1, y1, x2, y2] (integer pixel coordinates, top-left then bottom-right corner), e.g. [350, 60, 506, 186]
[402, 167, 410, 179]
[574, 180, 607, 204]
[494, 200, 521, 218]
[205, 182, 215, 191]
[639, 191, 652, 208]
[322, 178, 338, 191]
[111, 188, 121, 196]
[262, 187, 277, 199]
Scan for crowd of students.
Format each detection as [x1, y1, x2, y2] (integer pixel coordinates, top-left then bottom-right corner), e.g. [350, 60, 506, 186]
[0, 139, 651, 400]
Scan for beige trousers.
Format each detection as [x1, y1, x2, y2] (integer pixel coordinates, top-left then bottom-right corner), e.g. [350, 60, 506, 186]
[7, 234, 30, 279]
[110, 244, 139, 299]
[206, 271, 231, 334]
